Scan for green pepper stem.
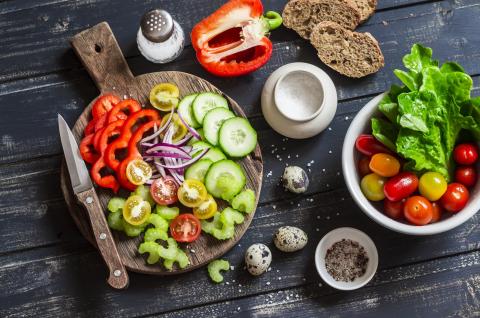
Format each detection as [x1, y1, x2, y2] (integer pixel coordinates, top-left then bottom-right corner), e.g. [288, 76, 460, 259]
[263, 11, 282, 31]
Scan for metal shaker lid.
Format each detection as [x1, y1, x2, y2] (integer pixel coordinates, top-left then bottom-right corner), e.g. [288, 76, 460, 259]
[140, 9, 174, 43]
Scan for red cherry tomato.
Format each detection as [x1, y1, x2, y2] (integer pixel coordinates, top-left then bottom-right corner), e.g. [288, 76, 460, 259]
[355, 134, 393, 156]
[440, 183, 469, 213]
[358, 157, 371, 177]
[453, 143, 478, 165]
[150, 176, 179, 205]
[384, 199, 405, 220]
[454, 166, 477, 187]
[404, 196, 433, 225]
[430, 202, 443, 223]
[384, 172, 419, 202]
[170, 214, 202, 243]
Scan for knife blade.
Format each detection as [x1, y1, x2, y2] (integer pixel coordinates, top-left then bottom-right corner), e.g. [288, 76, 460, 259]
[58, 114, 93, 194]
[58, 114, 129, 289]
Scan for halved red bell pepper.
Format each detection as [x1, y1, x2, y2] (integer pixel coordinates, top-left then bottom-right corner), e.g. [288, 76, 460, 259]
[191, 0, 282, 77]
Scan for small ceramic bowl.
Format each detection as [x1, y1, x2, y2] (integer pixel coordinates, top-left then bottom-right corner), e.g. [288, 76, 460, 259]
[315, 227, 378, 290]
[261, 62, 337, 139]
[274, 70, 324, 122]
[342, 93, 480, 235]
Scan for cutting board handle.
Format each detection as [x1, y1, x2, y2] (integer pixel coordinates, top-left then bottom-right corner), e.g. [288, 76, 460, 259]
[71, 22, 134, 93]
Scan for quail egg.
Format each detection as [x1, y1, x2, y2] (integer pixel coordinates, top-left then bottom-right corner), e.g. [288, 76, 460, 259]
[282, 166, 309, 193]
[245, 243, 272, 276]
[273, 226, 308, 252]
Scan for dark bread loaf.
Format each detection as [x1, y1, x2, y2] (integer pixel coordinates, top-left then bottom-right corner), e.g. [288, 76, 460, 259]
[351, 0, 377, 22]
[282, 0, 361, 39]
[310, 21, 384, 78]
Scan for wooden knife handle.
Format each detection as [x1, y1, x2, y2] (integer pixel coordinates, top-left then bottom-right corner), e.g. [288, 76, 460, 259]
[77, 188, 129, 290]
[70, 22, 134, 93]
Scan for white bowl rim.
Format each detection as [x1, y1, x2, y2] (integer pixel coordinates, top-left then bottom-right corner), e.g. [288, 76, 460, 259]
[342, 92, 480, 235]
[315, 227, 378, 290]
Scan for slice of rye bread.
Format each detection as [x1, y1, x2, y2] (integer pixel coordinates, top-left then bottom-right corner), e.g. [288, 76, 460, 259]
[310, 21, 384, 78]
[282, 0, 361, 40]
[350, 0, 377, 22]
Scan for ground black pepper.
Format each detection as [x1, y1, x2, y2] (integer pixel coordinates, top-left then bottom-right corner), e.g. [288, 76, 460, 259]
[325, 239, 369, 282]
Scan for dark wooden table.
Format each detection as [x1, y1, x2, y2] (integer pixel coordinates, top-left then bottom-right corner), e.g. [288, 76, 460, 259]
[1, 0, 479, 317]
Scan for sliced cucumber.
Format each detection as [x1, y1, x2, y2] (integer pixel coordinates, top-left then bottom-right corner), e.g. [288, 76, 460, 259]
[231, 189, 256, 213]
[203, 108, 235, 146]
[205, 159, 246, 200]
[191, 141, 211, 156]
[185, 159, 213, 183]
[219, 117, 257, 158]
[192, 92, 228, 124]
[202, 147, 227, 162]
[178, 94, 201, 128]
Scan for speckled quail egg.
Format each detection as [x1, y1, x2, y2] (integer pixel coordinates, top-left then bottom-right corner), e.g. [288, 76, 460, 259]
[273, 226, 308, 252]
[282, 166, 309, 193]
[245, 243, 272, 276]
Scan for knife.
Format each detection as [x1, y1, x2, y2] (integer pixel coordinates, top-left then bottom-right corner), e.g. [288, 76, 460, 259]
[58, 114, 129, 289]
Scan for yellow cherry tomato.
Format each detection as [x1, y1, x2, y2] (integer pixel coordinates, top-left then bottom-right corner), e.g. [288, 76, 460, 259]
[149, 83, 180, 111]
[178, 179, 208, 208]
[419, 172, 447, 201]
[126, 159, 152, 185]
[361, 173, 387, 201]
[123, 195, 151, 225]
[193, 195, 218, 219]
[160, 113, 188, 142]
[369, 153, 400, 177]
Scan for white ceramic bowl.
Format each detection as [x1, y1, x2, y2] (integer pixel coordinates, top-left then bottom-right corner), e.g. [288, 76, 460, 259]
[342, 93, 480, 235]
[315, 227, 378, 290]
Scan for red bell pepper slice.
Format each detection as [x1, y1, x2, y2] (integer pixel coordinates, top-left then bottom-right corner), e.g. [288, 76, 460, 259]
[97, 119, 126, 153]
[104, 110, 160, 171]
[79, 134, 100, 164]
[90, 157, 120, 193]
[191, 0, 281, 77]
[92, 94, 121, 119]
[107, 99, 141, 123]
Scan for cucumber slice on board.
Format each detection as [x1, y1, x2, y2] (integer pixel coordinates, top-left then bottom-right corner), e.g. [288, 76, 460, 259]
[192, 92, 228, 124]
[203, 108, 235, 146]
[185, 159, 213, 183]
[202, 147, 226, 162]
[191, 141, 211, 156]
[178, 94, 201, 128]
[219, 117, 257, 158]
[204, 159, 246, 200]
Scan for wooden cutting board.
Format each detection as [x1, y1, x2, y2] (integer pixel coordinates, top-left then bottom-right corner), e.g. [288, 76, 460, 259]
[60, 22, 263, 275]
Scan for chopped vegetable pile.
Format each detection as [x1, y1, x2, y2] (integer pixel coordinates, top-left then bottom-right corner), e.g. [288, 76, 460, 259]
[80, 82, 259, 271]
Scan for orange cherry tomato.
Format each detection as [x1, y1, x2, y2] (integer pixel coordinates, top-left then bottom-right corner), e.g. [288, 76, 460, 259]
[430, 202, 443, 223]
[369, 153, 400, 177]
[404, 196, 433, 225]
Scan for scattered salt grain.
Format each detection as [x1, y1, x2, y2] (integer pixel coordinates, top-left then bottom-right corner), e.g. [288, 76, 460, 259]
[345, 116, 349, 120]
[272, 205, 276, 209]
[266, 282, 271, 285]
[328, 127, 332, 131]
[316, 228, 320, 232]
[230, 266, 235, 270]
[328, 150, 332, 154]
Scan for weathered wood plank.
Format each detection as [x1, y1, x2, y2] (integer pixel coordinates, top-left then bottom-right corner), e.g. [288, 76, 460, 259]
[0, 0, 436, 82]
[0, 234, 478, 318]
[163, 251, 480, 318]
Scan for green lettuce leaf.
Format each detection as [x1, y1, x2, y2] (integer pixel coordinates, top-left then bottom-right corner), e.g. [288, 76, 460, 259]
[371, 118, 397, 151]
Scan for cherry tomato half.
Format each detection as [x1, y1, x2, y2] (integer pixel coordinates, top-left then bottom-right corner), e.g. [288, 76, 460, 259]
[92, 94, 120, 119]
[430, 202, 443, 223]
[369, 153, 400, 177]
[360, 173, 386, 201]
[150, 176, 179, 205]
[193, 194, 218, 220]
[404, 196, 433, 226]
[440, 183, 469, 213]
[453, 143, 478, 165]
[355, 134, 393, 156]
[123, 195, 151, 226]
[170, 214, 202, 243]
[455, 166, 477, 187]
[178, 179, 208, 208]
[126, 159, 152, 186]
[384, 199, 405, 220]
[384, 172, 418, 202]
[358, 157, 371, 177]
[419, 172, 447, 201]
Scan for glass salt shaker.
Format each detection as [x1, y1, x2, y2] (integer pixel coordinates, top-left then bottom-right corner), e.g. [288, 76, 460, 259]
[137, 9, 185, 64]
